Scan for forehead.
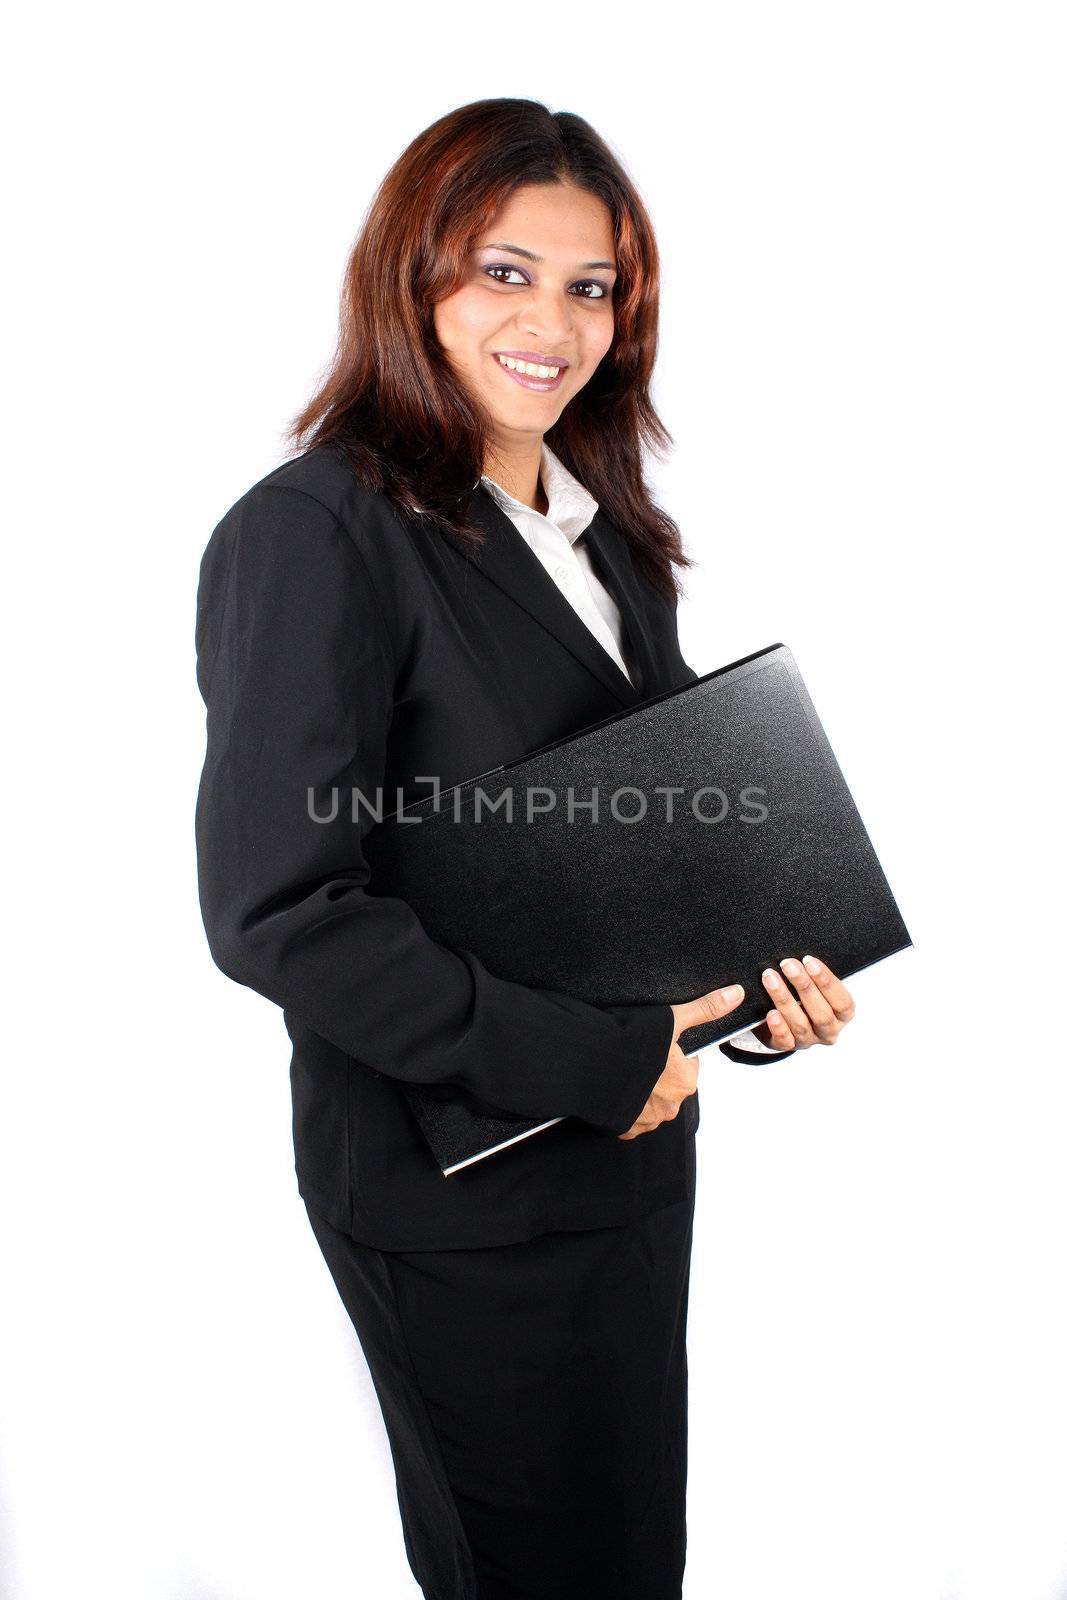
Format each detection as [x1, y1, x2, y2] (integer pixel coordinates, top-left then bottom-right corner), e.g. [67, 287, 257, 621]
[477, 182, 616, 262]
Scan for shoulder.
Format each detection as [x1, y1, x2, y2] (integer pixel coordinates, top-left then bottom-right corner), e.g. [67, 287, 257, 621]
[236, 441, 386, 538]
[203, 441, 416, 583]
[195, 445, 402, 690]
[198, 443, 422, 651]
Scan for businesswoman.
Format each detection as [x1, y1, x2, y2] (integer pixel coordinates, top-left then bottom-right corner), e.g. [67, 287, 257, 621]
[194, 97, 856, 1600]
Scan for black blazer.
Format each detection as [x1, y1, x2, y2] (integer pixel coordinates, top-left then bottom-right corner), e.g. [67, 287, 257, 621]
[195, 441, 788, 1250]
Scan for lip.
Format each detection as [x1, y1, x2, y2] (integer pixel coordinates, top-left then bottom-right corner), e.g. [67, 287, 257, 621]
[492, 350, 570, 393]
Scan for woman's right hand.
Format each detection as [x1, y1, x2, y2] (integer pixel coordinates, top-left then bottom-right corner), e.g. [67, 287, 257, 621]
[616, 983, 746, 1140]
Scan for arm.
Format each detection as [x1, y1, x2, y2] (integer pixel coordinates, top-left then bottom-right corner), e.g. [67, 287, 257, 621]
[194, 484, 674, 1135]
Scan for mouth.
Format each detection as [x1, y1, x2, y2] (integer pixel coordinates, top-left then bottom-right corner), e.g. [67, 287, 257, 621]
[492, 351, 569, 392]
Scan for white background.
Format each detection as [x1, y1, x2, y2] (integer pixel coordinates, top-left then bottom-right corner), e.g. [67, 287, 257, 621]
[3, 4, 1064, 1597]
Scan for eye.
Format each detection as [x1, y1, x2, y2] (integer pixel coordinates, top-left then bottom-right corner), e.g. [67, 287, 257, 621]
[482, 265, 612, 299]
[484, 264, 530, 286]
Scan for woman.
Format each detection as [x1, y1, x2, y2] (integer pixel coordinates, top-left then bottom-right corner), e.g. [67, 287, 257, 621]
[194, 97, 856, 1600]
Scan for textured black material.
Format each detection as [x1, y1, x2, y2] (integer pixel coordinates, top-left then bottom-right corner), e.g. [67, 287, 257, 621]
[303, 1189, 694, 1598]
[197, 450, 711, 1249]
[365, 643, 912, 1172]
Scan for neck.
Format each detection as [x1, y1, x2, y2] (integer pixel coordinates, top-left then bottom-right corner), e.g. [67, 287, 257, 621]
[484, 438, 547, 514]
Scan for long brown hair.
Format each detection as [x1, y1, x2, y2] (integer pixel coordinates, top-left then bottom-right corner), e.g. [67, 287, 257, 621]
[285, 97, 692, 600]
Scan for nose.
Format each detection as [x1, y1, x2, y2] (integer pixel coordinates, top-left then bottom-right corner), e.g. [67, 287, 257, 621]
[514, 282, 577, 350]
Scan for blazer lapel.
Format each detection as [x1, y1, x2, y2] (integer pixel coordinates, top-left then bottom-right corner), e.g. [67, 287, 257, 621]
[578, 510, 658, 701]
[442, 487, 649, 709]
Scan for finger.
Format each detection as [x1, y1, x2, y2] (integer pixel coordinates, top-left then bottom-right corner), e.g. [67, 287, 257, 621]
[617, 1107, 662, 1140]
[778, 957, 840, 1042]
[764, 1009, 796, 1049]
[761, 966, 818, 1046]
[800, 955, 857, 1024]
[672, 982, 745, 1040]
[617, 1116, 650, 1140]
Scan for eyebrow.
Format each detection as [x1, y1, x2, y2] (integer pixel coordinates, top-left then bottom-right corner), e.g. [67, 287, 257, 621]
[481, 240, 617, 271]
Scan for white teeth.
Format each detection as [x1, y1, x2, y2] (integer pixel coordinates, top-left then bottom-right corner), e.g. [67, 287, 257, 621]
[496, 354, 561, 378]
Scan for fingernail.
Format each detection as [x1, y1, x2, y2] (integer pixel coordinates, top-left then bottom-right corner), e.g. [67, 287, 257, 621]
[763, 968, 779, 986]
[768, 1010, 781, 1025]
[781, 958, 801, 976]
[724, 984, 744, 1001]
[803, 955, 821, 974]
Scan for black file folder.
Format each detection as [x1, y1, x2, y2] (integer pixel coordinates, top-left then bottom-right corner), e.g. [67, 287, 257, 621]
[363, 643, 912, 1174]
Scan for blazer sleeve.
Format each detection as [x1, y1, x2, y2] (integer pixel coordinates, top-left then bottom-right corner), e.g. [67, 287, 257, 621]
[194, 483, 675, 1136]
[664, 593, 798, 1066]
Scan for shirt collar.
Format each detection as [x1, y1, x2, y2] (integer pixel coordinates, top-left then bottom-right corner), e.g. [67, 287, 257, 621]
[480, 442, 599, 544]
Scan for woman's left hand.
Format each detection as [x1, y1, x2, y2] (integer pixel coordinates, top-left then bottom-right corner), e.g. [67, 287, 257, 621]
[751, 954, 856, 1050]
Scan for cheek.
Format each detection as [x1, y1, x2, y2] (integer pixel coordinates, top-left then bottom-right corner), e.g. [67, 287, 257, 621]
[575, 320, 617, 379]
[579, 311, 615, 367]
[434, 287, 497, 356]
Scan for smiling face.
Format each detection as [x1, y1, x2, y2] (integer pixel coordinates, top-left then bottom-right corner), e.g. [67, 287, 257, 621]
[432, 180, 618, 457]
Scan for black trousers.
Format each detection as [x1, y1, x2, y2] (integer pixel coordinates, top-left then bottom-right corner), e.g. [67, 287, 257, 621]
[304, 1189, 696, 1600]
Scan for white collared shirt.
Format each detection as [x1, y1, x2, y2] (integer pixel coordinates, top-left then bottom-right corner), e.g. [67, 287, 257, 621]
[481, 443, 633, 684]
[482, 443, 782, 1059]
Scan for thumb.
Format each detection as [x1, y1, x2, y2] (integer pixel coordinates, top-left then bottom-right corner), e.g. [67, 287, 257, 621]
[670, 983, 746, 1042]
